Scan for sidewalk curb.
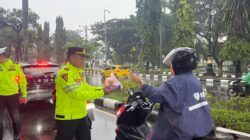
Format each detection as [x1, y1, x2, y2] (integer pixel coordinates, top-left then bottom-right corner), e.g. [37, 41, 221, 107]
[85, 72, 232, 86]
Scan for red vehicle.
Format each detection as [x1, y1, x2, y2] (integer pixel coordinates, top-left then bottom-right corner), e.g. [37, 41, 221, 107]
[21, 61, 60, 102]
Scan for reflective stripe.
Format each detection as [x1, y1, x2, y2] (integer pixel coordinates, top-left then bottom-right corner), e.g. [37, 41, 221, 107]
[63, 83, 80, 90]
[63, 83, 80, 93]
[188, 101, 208, 111]
[65, 86, 79, 93]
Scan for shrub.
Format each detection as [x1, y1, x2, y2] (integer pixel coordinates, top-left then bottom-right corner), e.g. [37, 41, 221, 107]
[211, 109, 250, 133]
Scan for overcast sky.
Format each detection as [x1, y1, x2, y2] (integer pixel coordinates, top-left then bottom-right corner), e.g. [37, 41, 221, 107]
[0, 0, 137, 32]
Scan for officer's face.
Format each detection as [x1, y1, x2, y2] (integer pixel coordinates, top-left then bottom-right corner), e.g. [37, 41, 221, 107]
[70, 54, 85, 68]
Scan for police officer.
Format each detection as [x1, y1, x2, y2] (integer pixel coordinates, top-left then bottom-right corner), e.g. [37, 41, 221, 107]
[0, 47, 27, 140]
[54, 47, 114, 140]
[132, 47, 215, 140]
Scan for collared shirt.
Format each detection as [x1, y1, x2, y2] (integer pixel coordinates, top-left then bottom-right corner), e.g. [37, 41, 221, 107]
[55, 62, 104, 120]
[142, 72, 214, 140]
[0, 59, 27, 97]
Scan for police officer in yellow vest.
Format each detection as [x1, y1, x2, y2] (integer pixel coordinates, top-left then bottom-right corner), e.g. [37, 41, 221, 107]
[55, 47, 114, 140]
[0, 47, 27, 140]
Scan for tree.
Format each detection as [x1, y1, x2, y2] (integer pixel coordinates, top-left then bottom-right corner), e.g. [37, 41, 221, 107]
[54, 16, 66, 65]
[42, 22, 50, 61]
[136, 0, 162, 69]
[173, 0, 195, 48]
[0, 7, 39, 62]
[193, 0, 226, 76]
[220, 0, 250, 77]
[91, 16, 140, 65]
[36, 24, 43, 61]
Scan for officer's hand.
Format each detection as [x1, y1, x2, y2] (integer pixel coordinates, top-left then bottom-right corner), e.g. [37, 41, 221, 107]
[103, 87, 112, 95]
[20, 97, 28, 104]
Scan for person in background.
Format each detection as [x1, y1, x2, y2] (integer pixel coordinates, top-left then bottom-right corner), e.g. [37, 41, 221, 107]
[54, 47, 117, 140]
[242, 67, 250, 85]
[0, 47, 28, 140]
[131, 47, 215, 140]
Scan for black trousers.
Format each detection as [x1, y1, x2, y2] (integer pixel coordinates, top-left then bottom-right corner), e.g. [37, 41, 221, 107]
[0, 94, 21, 140]
[55, 116, 92, 140]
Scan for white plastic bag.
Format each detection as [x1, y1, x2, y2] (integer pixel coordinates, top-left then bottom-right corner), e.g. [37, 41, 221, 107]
[104, 73, 122, 91]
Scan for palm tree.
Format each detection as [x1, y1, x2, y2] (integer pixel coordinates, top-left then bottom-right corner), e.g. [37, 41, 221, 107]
[222, 0, 250, 39]
[221, 0, 250, 77]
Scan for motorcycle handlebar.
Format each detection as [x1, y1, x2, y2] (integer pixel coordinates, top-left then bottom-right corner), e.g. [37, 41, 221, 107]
[127, 101, 140, 112]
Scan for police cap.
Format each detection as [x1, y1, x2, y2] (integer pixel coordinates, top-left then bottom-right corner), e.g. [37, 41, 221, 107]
[67, 47, 89, 58]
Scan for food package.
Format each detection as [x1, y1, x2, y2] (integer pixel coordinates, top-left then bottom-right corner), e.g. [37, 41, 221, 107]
[104, 73, 122, 91]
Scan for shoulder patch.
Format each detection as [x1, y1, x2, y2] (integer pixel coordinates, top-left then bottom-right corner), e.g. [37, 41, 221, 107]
[8, 65, 16, 71]
[61, 73, 68, 82]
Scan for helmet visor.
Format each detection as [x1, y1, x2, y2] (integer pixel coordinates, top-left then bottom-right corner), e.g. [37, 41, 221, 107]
[162, 47, 195, 64]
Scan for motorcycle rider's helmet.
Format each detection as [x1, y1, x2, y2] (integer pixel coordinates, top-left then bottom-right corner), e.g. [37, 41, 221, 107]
[162, 47, 197, 75]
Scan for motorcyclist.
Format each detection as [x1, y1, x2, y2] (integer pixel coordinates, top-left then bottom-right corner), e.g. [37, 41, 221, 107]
[131, 47, 215, 140]
[240, 68, 250, 94]
[242, 69, 250, 85]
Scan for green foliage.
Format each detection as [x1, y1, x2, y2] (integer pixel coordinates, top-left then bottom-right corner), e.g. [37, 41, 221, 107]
[91, 16, 140, 64]
[174, 0, 195, 48]
[0, 7, 40, 61]
[193, 0, 225, 70]
[136, 0, 162, 66]
[54, 16, 66, 64]
[220, 37, 250, 62]
[222, 0, 250, 39]
[208, 95, 250, 133]
[211, 109, 250, 133]
[211, 96, 250, 112]
[42, 22, 50, 61]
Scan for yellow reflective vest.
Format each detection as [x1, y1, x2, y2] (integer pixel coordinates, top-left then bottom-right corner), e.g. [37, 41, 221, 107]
[0, 59, 27, 97]
[55, 62, 104, 120]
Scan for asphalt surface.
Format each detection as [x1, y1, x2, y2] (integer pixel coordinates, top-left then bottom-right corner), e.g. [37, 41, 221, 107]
[3, 100, 117, 140]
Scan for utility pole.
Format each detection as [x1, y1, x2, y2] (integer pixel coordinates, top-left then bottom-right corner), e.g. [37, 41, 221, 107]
[104, 9, 110, 65]
[159, 22, 162, 71]
[85, 25, 88, 47]
[22, 0, 29, 61]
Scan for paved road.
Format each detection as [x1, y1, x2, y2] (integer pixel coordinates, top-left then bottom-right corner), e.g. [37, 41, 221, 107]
[3, 100, 117, 140]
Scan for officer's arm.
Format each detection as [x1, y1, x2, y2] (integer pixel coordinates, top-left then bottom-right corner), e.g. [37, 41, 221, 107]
[57, 72, 104, 100]
[18, 64, 28, 97]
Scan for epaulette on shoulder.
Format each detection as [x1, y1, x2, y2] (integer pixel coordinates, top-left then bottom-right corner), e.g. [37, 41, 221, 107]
[64, 67, 70, 71]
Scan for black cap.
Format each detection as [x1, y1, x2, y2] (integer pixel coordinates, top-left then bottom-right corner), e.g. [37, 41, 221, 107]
[67, 47, 89, 58]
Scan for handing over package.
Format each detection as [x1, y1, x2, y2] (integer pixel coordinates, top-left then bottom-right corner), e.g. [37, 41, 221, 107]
[104, 73, 123, 91]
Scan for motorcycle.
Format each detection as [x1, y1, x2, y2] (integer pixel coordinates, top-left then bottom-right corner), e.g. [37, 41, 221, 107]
[115, 89, 241, 140]
[227, 79, 250, 97]
[115, 88, 153, 140]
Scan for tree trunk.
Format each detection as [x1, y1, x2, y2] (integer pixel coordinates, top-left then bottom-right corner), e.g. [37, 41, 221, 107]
[217, 63, 223, 77]
[15, 33, 22, 62]
[235, 60, 242, 78]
